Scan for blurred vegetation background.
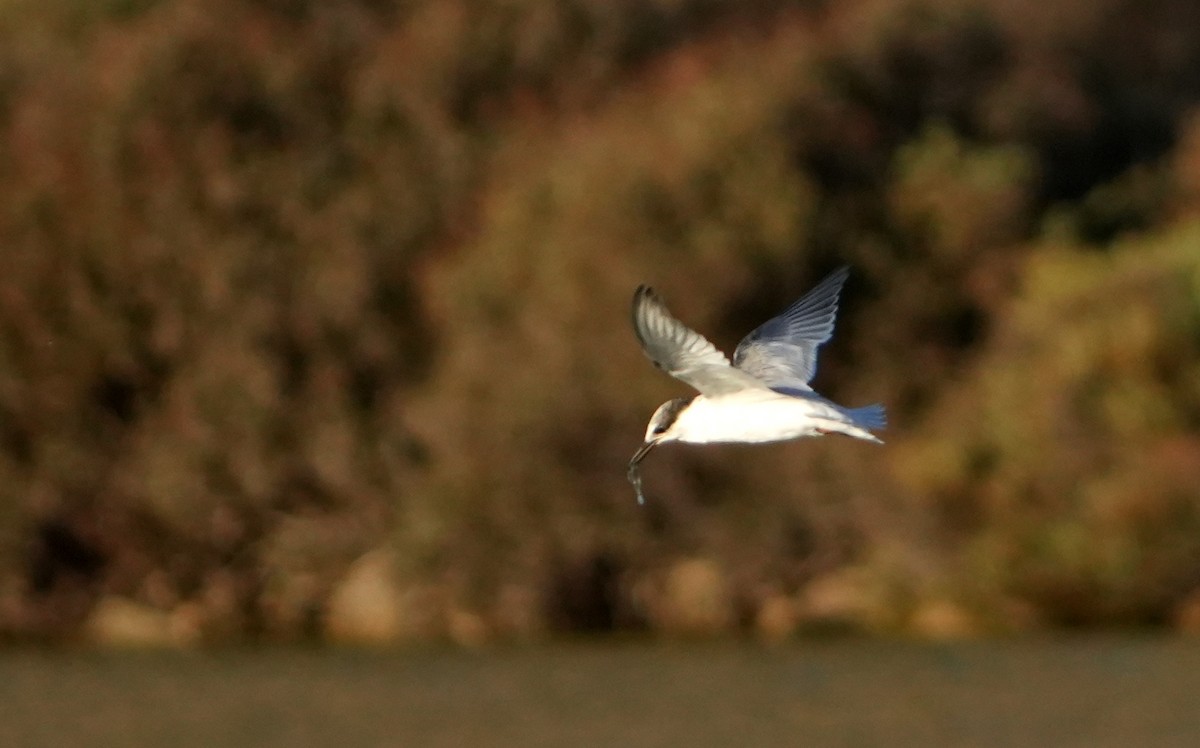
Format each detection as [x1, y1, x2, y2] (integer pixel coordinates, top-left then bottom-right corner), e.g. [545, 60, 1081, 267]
[2, 0, 1200, 646]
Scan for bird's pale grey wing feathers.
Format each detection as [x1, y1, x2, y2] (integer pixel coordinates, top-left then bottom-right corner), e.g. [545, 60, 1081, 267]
[740, 342, 820, 393]
[732, 266, 850, 388]
[632, 285, 767, 396]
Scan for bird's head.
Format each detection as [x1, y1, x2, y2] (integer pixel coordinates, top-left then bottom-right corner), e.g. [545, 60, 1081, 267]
[629, 396, 694, 469]
[644, 397, 693, 444]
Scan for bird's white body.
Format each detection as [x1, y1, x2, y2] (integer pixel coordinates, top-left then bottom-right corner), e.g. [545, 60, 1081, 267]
[627, 266, 885, 503]
[669, 391, 880, 445]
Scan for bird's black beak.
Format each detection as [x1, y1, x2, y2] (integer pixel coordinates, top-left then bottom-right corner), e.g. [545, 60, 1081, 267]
[629, 440, 657, 469]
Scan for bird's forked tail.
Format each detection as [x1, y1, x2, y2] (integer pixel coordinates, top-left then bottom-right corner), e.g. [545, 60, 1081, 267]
[843, 403, 886, 432]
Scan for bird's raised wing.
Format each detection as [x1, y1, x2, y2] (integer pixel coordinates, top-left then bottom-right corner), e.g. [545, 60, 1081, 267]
[732, 266, 849, 391]
[632, 285, 768, 396]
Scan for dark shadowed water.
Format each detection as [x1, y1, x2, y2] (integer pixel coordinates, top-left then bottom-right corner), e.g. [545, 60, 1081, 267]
[2, 637, 1199, 747]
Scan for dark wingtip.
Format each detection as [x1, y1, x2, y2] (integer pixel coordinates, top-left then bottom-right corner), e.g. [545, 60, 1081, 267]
[815, 266, 851, 297]
[631, 284, 658, 340]
[824, 265, 851, 291]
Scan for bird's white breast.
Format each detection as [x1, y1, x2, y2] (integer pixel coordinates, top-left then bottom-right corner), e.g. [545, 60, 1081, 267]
[672, 391, 843, 444]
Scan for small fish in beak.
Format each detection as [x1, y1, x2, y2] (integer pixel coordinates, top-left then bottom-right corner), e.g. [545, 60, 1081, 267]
[627, 440, 657, 505]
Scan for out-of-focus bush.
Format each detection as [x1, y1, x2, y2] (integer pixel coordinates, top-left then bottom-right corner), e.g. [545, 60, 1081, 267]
[2, 0, 1200, 641]
[896, 223, 1200, 625]
[0, 0, 467, 638]
[890, 125, 1035, 267]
